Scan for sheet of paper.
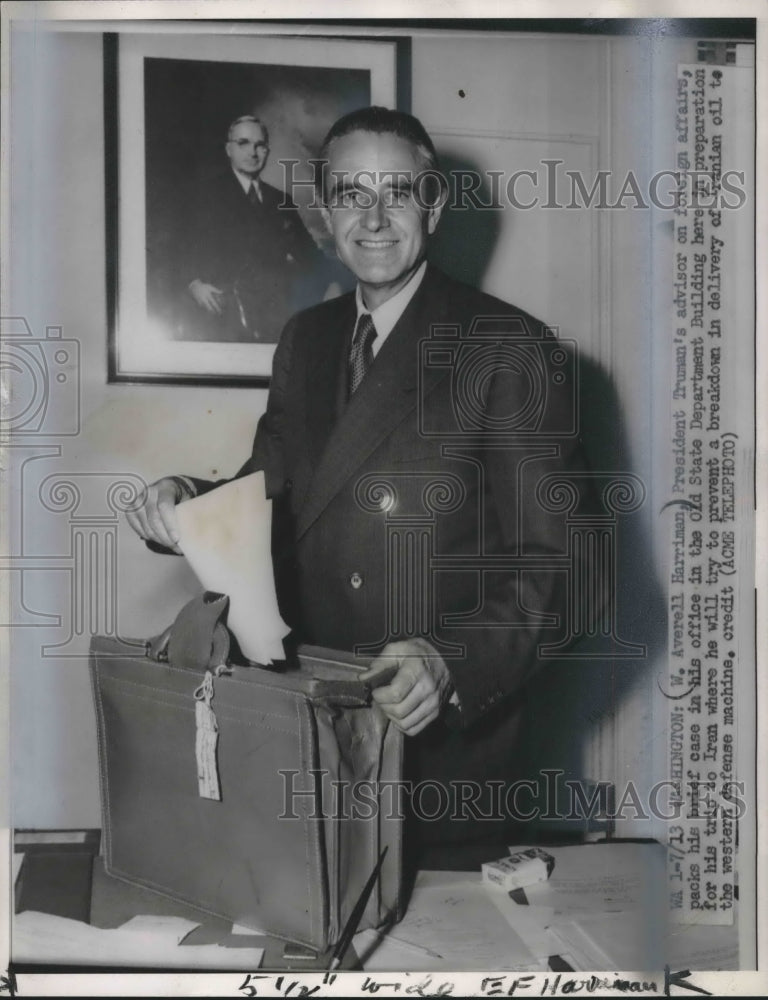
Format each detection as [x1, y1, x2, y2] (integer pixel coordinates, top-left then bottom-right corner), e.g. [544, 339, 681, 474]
[548, 920, 617, 971]
[484, 885, 559, 960]
[354, 927, 447, 971]
[551, 910, 738, 972]
[13, 911, 264, 969]
[176, 472, 289, 664]
[513, 844, 667, 968]
[231, 921, 267, 936]
[364, 870, 542, 971]
[553, 911, 677, 972]
[516, 842, 663, 916]
[116, 914, 200, 945]
[523, 871, 644, 915]
[500, 844, 740, 971]
[666, 920, 740, 970]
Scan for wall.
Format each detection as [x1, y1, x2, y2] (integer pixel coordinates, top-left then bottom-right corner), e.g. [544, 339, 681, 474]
[8, 23, 673, 830]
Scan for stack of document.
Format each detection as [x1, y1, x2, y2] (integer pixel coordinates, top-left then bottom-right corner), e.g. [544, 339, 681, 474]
[505, 844, 738, 971]
[355, 846, 739, 973]
[355, 870, 562, 971]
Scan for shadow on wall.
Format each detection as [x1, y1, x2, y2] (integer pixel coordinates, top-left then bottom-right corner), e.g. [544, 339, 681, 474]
[517, 353, 667, 840]
[423, 150, 666, 836]
[429, 149, 502, 291]
[430, 148, 666, 833]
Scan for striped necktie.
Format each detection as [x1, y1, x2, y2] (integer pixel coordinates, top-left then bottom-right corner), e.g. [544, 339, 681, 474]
[348, 313, 378, 396]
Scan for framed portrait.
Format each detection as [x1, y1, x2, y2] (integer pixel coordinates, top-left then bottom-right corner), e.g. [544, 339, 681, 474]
[105, 31, 402, 385]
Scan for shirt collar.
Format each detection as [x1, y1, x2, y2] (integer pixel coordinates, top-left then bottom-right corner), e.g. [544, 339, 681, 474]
[232, 168, 262, 198]
[354, 260, 428, 343]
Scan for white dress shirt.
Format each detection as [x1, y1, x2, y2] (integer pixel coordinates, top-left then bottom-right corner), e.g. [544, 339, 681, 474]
[353, 260, 428, 357]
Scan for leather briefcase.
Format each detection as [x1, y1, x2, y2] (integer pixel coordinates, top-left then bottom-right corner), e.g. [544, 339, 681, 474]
[89, 595, 404, 951]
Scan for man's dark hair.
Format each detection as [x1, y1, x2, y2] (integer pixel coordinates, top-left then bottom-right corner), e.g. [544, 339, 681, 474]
[318, 106, 440, 171]
[317, 106, 444, 206]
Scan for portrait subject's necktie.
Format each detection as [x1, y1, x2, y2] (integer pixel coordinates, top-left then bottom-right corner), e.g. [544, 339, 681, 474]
[247, 182, 260, 207]
[348, 313, 378, 396]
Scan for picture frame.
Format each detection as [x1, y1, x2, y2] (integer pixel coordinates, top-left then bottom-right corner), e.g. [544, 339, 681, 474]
[105, 30, 402, 385]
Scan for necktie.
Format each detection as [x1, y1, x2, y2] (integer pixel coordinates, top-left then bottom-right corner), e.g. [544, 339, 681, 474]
[248, 182, 260, 206]
[348, 313, 377, 396]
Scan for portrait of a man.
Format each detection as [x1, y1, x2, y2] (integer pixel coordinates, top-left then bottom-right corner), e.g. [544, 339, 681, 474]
[174, 115, 330, 343]
[141, 54, 372, 355]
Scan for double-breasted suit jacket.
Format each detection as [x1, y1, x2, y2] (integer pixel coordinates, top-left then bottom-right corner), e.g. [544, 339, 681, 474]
[191, 264, 597, 846]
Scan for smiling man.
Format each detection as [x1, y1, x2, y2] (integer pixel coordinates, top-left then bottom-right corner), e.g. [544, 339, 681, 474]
[177, 114, 328, 343]
[130, 107, 596, 855]
[320, 124, 443, 309]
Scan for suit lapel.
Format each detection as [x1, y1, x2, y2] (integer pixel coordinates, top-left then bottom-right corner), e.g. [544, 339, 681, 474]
[304, 295, 355, 462]
[290, 294, 354, 513]
[295, 266, 450, 539]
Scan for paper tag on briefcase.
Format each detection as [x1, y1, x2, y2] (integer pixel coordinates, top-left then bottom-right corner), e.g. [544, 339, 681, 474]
[194, 671, 221, 801]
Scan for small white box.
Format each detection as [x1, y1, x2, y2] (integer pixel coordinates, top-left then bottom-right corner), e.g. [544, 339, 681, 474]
[482, 847, 555, 890]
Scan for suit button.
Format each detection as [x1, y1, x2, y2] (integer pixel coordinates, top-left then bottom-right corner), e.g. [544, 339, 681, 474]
[349, 572, 364, 590]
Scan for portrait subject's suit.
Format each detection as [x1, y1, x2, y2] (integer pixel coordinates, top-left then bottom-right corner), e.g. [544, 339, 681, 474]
[188, 265, 599, 849]
[177, 170, 328, 343]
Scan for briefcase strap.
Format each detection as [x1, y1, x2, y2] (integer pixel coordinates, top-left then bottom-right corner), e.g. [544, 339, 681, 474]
[145, 592, 231, 673]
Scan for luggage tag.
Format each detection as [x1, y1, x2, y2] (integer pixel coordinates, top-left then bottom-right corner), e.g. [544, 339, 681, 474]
[148, 591, 234, 801]
[193, 668, 228, 801]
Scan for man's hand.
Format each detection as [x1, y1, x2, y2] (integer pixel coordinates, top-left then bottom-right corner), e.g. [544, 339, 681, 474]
[189, 279, 224, 315]
[360, 638, 453, 736]
[125, 478, 183, 554]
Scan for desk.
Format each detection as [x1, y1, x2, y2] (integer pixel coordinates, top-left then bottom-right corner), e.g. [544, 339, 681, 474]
[12, 839, 739, 973]
[354, 842, 739, 972]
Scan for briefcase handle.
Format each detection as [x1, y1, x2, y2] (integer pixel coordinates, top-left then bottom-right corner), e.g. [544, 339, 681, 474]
[146, 592, 231, 673]
[145, 593, 400, 705]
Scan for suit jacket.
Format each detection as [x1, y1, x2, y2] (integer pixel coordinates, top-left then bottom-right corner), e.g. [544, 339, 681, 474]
[190, 265, 598, 848]
[177, 170, 327, 343]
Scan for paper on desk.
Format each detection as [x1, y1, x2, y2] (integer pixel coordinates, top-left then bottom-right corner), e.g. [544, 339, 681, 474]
[13, 910, 264, 969]
[231, 921, 267, 935]
[514, 843, 660, 916]
[523, 871, 643, 915]
[353, 927, 445, 971]
[551, 912, 667, 971]
[176, 472, 289, 664]
[370, 870, 544, 971]
[484, 884, 559, 960]
[117, 914, 200, 945]
[666, 919, 739, 970]
[552, 911, 739, 972]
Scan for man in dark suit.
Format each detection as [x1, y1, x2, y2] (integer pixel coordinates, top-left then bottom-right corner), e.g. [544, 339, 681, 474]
[129, 107, 598, 852]
[177, 115, 329, 343]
